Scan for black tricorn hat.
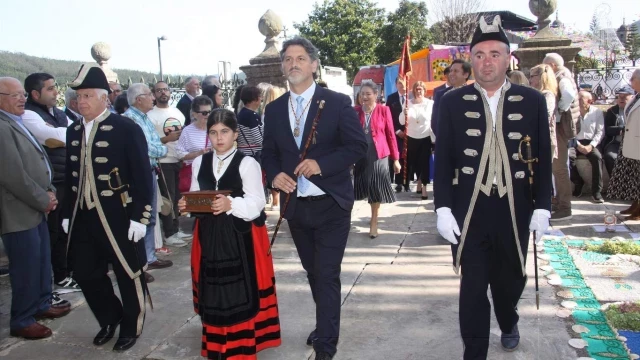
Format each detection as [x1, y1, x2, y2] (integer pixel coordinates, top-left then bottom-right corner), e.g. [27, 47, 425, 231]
[68, 63, 111, 93]
[470, 15, 510, 50]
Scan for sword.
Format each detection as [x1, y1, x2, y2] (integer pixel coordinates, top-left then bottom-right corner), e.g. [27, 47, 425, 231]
[111, 167, 154, 310]
[518, 135, 539, 310]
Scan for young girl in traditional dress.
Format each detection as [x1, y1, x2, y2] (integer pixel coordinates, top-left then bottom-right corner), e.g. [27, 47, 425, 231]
[178, 108, 281, 359]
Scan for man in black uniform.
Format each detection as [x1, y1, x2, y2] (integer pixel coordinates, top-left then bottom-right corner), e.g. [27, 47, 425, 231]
[61, 63, 153, 351]
[434, 16, 552, 359]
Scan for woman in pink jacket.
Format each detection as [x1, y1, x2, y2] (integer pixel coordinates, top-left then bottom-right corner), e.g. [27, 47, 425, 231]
[354, 81, 401, 238]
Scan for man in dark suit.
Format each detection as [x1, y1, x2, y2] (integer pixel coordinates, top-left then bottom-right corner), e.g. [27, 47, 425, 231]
[432, 65, 451, 98]
[386, 76, 412, 192]
[262, 37, 367, 360]
[64, 88, 82, 122]
[434, 16, 551, 359]
[176, 77, 200, 126]
[61, 63, 154, 352]
[0, 77, 71, 340]
[431, 59, 471, 139]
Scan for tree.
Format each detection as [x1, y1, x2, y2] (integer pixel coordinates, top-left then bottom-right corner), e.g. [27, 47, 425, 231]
[429, 0, 486, 44]
[589, 14, 600, 38]
[375, 0, 432, 64]
[294, 0, 386, 81]
[624, 24, 640, 66]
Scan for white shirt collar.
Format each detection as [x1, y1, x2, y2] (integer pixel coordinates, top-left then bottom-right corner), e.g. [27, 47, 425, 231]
[290, 82, 317, 102]
[186, 93, 195, 101]
[479, 79, 508, 98]
[85, 109, 109, 124]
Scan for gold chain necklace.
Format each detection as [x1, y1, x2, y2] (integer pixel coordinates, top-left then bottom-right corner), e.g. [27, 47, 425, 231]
[216, 150, 236, 174]
[289, 95, 313, 137]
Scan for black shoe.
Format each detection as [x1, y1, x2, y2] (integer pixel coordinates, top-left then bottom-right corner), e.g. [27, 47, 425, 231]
[395, 185, 402, 193]
[572, 184, 583, 197]
[404, 186, 410, 192]
[93, 320, 121, 346]
[315, 351, 334, 360]
[144, 272, 155, 283]
[592, 193, 604, 203]
[500, 324, 520, 352]
[306, 329, 317, 346]
[113, 337, 136, 352]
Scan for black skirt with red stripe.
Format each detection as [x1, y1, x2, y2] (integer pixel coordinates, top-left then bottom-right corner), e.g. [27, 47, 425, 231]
[191, 217, 281, 359]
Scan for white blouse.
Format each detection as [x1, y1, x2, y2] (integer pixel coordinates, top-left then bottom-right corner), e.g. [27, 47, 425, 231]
[399, 99, 435, 141]
[190, 151, 266, 221]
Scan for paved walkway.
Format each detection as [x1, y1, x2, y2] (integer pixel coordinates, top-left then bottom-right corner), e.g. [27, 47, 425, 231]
[1, 185, 638, 360]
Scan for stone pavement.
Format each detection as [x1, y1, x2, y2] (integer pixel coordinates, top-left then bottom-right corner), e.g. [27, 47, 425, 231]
[1, 185, 639, 360]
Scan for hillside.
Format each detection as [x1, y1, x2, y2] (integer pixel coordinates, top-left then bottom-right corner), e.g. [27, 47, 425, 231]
[0, 50, 193, 86]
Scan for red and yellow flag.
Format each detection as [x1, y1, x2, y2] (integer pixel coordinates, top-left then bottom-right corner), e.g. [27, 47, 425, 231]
[398, 35, 412, 79]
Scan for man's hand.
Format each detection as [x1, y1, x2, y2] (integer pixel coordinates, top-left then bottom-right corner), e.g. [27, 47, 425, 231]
[62, 219, 69, 234]
[163, 130, 182, 143]
[178, 196, 187, 212]
[294, 159, 321, 179]
[436, 207, 461, 245]
[273, 172, 297, 194]
[576, 143, 589, 155]
[211, 194, 232, 215]
[584, 144, 593, 153]
[45, 191, 58, 213]
[127, 220, 147, 243]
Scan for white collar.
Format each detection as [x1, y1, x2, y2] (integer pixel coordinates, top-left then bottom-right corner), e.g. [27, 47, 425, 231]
[290, 82, 317, 102]
[84, 109, 109, 124]
[479, 79, 508, 98]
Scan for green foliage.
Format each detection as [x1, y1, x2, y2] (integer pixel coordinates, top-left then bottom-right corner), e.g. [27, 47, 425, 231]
[589, 14, 600, 38]
[0, 50, 192, 86]
[294, 0, 386, 81]
[583, 240, 640, 256]
[375, 0, 432, 64]
[624, 24, 640, 65]
[604, 302, 640, 331]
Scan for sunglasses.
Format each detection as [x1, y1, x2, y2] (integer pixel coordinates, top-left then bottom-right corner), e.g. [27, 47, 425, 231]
[195, 110, 211, 116]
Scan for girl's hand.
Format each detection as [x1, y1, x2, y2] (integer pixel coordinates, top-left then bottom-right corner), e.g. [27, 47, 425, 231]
[393, 160, 401, 174]
[211, 194, 232, 215]
[178, 196, 187, 211]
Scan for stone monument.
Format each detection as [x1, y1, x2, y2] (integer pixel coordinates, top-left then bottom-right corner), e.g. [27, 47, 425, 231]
[91, 42, 118, 83]
[239, 10, 288, 88]
[514, 0, 581, 73]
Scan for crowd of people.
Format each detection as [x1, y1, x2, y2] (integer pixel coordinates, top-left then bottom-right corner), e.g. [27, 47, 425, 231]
[0, 15, 639, 360]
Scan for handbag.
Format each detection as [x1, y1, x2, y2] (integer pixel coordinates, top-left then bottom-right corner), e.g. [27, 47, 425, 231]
[179, 135, 209, 194]
[158, 165, 174, 217]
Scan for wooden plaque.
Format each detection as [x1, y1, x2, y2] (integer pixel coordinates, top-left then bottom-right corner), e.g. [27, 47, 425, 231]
[181, 190, 232, 213]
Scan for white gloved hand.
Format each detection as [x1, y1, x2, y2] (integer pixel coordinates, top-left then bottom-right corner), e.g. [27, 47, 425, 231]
[62, 219, 69, 234]
[436, 207, 461, 245]
[128, 220, 147, 243]
[529, 209, 551, 245]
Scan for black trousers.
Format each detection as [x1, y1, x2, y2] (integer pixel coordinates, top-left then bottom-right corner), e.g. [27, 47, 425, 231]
[569, 140, 603, 195]
[459, 192, 527, 360]
[288, 196, 350, 357]
[159, 162, 181, 237]
[70, 208, 146, 338]
[404, 136, 432, 188]
[47, 183, 69, 282]
[603, 142, 620, 177]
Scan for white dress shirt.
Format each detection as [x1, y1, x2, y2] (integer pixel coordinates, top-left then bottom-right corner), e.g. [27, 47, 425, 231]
[190, 150, 265, 221]
[478, 80, 507, 129]
[576, 106, 605, 147]
[22, 110, 73, 144]
[288, 82, 325, 197]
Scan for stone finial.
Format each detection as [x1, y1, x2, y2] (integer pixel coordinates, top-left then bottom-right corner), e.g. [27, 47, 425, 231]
[529, 0, 557, 38]
[90, 42, 118, 82]
[256, 9, 283, 58]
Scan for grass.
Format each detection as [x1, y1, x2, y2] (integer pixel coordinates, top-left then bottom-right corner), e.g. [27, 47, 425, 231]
[583, 240, 640, 256]
[604, 302, 640, 331]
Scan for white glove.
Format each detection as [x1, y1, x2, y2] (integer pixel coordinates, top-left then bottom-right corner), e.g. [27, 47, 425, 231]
[62, 219, 69, 234]
[436, 207, 461, 245]
[128, 220, 147, 243]
[529, 209, 551, 245]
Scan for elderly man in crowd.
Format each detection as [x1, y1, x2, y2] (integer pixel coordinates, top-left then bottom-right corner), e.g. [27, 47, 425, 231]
[23, 73, 80, 292]
[62, 64, 154, 351]
[65, 87, 83, 122]
[108, 82, 123, 114]
[0, 77, 71, 340]
[176, 77, 200, 126]
[124, 83, 173, 271]
[543, 52, 580, 221]
[602, 86, 634, 175]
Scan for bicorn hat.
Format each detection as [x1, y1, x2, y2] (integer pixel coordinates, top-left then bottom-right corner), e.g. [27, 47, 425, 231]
[68, 63, 111, 93]
[470, 15, 510, 50]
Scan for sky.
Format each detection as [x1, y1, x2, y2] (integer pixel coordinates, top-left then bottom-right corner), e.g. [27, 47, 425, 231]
[0, 0, 637, 77]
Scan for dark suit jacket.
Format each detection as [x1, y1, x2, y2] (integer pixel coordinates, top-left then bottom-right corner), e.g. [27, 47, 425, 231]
[176, 95, 193, 126]
[65, 108, 80, 122]
[602, 104, 624, 150]
[262, 86, 367, 219]
[434, 82, 552, 275]
[386, 91, 412, 153]
[430, 85, 451, 138]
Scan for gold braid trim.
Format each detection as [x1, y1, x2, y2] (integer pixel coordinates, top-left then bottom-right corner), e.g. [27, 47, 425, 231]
[134, 276, 146, 335]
